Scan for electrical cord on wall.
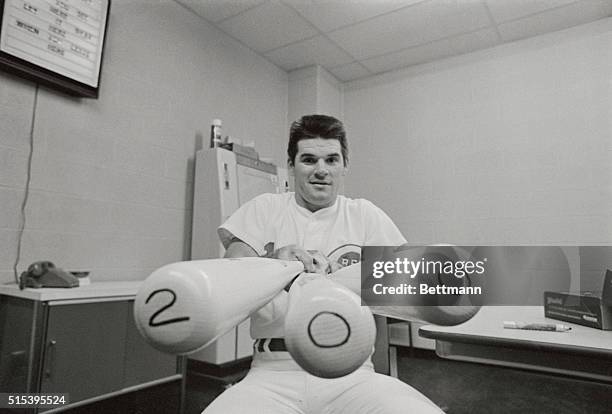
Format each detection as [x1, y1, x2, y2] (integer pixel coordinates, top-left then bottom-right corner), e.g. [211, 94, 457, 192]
[12, 84, 39, 284]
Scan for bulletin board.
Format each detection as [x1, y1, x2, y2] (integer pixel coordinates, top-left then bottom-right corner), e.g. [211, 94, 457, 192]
[0, 0, 110, 98]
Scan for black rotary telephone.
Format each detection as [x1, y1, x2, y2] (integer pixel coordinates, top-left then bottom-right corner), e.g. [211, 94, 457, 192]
[19, 261, 79, 289]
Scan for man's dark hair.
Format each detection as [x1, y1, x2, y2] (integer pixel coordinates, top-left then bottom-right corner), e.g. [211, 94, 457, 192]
[288, 114, 348, 166]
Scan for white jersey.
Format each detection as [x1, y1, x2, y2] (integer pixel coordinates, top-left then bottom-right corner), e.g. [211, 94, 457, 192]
[218, 192, 406, 338]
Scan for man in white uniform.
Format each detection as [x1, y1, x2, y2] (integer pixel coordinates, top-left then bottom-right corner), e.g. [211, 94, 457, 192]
[204, 115, 442, 413]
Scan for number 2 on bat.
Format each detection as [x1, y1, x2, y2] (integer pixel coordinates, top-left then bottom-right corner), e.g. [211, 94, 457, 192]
[146, 289, 190, 327]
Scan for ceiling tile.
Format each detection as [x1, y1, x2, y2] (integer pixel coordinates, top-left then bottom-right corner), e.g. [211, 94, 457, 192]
[361, 38, 456, 74]
[328, 62, 371, 82]
[179, 0, 612, 81]
[485, 0, 578, 23]
[218, 1, 319, 53]
[264, 35, 355, 71]
[284, 0, 423, 33]
[328, 0, 492, 60]
[498, 0, 612, 42]
[176, 0, 267, 23]
[449, 27, 500, 54]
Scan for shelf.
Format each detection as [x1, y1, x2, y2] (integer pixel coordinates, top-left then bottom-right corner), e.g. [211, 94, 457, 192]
[0, 281, 142, 302]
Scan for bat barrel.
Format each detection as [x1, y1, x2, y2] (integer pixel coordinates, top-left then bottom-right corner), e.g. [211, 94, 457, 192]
[134, 258, 304, 355]
[284, 276, 376, 379]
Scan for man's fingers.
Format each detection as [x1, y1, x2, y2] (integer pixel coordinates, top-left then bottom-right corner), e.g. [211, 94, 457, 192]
[294, 250, 316, 272]
[273, 245, 298, 261]
[273, 246, 331, 274]
[308, 250, 332, 274]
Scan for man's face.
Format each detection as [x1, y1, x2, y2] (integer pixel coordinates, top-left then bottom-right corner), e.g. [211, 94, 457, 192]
[290, 138, 347, 212]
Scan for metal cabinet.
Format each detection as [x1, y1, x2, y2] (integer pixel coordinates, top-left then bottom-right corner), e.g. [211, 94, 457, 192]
[39, 301, 128, 401]
[0, 295, 35, 393]
[0, 282, 182, 413]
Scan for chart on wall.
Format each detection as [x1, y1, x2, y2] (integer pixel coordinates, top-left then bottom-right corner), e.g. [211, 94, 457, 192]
[0, 0, 110, 97]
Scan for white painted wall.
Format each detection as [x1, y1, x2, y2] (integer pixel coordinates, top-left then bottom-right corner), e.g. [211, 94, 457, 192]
[0, 1, 288, 284]
[288, 65, 343, 128]
[316, 68, 344, 121]
[288, 67, 319, 132]
[343, 18, 612, 259]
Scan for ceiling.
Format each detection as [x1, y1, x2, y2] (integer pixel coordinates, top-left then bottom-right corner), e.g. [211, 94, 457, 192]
[176, 0, 612, 82]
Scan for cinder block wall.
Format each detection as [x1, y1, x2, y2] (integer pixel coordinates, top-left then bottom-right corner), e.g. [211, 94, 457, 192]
[0, 1, 288, 284]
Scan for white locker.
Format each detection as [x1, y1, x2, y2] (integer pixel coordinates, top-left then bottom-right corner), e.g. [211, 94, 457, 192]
[190, 147, 289, 365]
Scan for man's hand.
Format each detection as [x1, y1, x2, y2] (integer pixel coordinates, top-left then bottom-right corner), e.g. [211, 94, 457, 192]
[272, 245, 331, 274]
[271, 245, 335, 291]
[306, 250, 334, 275]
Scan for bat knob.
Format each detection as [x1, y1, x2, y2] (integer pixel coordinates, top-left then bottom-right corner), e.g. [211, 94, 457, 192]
[284, 276, 376, 378]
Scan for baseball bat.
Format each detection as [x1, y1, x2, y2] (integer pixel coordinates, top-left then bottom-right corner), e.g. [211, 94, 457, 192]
[331, 262, 481, 325]
[134, 254, 479, 365]
[283, 257, 480, 378]
[133, 257, 304, 355]
[284, 275, 376, 378]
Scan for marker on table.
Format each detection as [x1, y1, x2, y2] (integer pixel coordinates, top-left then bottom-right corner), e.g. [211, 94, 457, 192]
[503, 321, 572, 332]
